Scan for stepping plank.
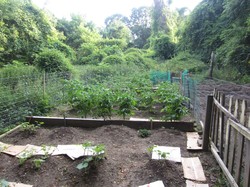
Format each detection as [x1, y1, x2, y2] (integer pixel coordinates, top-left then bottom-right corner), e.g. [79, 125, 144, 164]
[130, 117, 149, 121]
[187, 132, 202, 150]
[182, 157, 206, 182]
[0, 141, 12, 152]
[139, 180, 165, 187]
[152, 146, 181, 162]
[9, 182, 33, 187]
[52, 145, 105, 160]
[186, 180, 209, 187]
[33, 145, 56, 156]
[2, 145, 27, 156]
[16, 144, 42, 158]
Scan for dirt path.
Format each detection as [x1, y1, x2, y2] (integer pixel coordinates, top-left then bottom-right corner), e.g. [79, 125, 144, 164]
[0, 125, 221, 187]
[197, 78, 250, 122]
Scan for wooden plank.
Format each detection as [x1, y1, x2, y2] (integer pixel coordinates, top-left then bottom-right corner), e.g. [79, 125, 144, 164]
[27, 116, 194, 132]
[186, 180, 209, 187]
[202, 95, 213, 151]
[210, 142, 239, 187]
[213, 97, 240, 123]
[235, 100, 246, 184]
[228, 119, 250, 141]
[219, 93, 225, 158]
[228, 99, 239, 173]
[181, 157, 206, 182]
[2, 145, 27, 156]
[0, 125, 21, 139]
[187, 132, 202, 150]
[224, 96, 233, 166]
[243, 117, 250, 187]
[214, 92, 221, 146]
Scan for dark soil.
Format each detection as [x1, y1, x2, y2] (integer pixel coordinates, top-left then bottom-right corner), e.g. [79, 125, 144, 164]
[0, 125, 220, 187]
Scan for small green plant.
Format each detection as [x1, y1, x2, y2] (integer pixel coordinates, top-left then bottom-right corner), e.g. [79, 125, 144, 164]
[138, 129, 151, 138]
[77, 142, 105, 171]
[0, 179, 9, 187]
[20, 121, 44, 134]
[32, 159, 45, 169]
[116, 92, 136, 119]
[147, 145, 170, 159]
[18, 150, 33, 165]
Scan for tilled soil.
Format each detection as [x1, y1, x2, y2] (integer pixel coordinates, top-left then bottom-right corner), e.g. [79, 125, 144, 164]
[0, 125, 220, 187]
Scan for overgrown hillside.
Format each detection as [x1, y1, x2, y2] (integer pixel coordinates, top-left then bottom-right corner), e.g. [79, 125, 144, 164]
[179, 0, 250, 81]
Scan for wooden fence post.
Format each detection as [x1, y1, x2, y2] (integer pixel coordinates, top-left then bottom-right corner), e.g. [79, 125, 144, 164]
[202, 95, 214, 151]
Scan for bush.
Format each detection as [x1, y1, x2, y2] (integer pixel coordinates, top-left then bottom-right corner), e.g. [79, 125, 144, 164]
[124, 52, 145, 66]
[125, 48, 143, 55]
[138, 129, 151, 138]
[101, 55, 125, 65]
[153, 35, 176, 59]
[97, 38, 127, 49]
[102, 45, 123, 56]
[35, 48, 73, 72]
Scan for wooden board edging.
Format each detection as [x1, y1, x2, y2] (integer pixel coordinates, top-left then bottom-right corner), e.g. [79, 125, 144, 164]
[26, 116, 194, 131]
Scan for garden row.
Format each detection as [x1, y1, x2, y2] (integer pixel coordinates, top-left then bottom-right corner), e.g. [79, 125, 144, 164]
[63, 78, 188, 121]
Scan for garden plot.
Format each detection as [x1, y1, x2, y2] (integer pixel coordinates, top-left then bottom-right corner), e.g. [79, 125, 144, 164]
[0, 125, 220, 187]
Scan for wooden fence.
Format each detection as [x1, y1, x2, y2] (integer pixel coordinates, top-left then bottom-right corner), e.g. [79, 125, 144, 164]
[203, 91, 250, 187]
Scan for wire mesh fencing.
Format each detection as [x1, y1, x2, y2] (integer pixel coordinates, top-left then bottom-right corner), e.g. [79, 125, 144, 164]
[0, 71, 68, 130]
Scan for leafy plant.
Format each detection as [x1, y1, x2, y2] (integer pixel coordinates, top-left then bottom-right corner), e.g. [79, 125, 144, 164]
[138, 129, 151, 138]
[77, 142, 105, 171]
[116, 92, 136, 119]
[18, 150, 33, 166]
[20, 121, 43, 134]
[0, 179, 9, 187]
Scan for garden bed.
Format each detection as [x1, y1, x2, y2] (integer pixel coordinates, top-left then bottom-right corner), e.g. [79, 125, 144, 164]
[0, 125, 221, 187]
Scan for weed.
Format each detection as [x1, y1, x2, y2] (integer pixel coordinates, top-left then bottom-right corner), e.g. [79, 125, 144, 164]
[138, 129, 151, 138]
[32, 159, 45, 169]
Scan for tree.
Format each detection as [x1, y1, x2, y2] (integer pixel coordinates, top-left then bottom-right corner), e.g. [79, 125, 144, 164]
[105, 14, 129, 27]
[0, 0, 57, 64]
[103, 20, 132, 43]
[129, 7, 151, 48]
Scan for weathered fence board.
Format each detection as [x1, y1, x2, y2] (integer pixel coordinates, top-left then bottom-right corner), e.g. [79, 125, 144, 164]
[203, 90, 249, 187]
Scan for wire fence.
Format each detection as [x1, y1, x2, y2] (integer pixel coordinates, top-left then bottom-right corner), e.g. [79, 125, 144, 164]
[0, 72, 68, 130]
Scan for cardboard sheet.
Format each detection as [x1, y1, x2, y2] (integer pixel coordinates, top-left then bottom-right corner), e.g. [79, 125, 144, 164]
[152, 146, 181, 162]
[186, 180, 209, 187]
[139, 180, 165, 187]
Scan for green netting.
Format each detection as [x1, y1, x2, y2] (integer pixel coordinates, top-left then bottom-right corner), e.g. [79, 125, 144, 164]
[150, 71, 172, 85]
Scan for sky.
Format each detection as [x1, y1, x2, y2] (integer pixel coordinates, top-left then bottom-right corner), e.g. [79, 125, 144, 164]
[32, 0, 202, 26]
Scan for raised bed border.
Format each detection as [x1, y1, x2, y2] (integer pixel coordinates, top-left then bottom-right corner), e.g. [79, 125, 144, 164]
[26, 116, 194, 132]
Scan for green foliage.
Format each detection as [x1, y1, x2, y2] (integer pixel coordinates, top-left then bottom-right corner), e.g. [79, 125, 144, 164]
[101, 55, 125, 65]
[35, 48, 73, 72]
[103, 20, 132, 43]
[152, 35, 176, 59]
[0, 179, 9, 187]
[116, 92, 136, 119]
[124, 52, 145, 66]
[32, 158, 45, 169]
[77, 142, 105, 171]
[20, 121, 43, 134]
[160, 52, 206, 73]
[97, 38, 127, 49]
[138, 129, 151, 138]
[180, 0, 250, 79]
[0, 0, 58, 64]
[156, 82, 188, 121]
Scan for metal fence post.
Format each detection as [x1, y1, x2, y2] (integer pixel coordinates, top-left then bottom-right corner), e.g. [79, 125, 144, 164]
[202, 95, 214, 151]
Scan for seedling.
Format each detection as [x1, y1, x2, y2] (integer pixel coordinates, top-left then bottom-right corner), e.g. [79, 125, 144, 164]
[32, 159, 45, 169]
[138, 129, 151, 138]
[20, 121, 44, 134]
[77, 142, 105, 171]
[18, 150, 33, 165]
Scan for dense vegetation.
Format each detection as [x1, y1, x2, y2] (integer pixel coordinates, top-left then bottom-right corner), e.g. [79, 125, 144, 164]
[0, 0, 249, 128]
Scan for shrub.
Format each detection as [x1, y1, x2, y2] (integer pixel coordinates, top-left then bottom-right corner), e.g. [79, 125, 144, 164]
[35, 48, 73, 72]
[101, 55, 125, 65]
[102, 45, 123, 56]
[138, 129, 151, 138]
[125, 48, 143, 55]
[153, 35, 176, 59]
[124, 52, 145, 66]
[97, 38, 127, 49]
